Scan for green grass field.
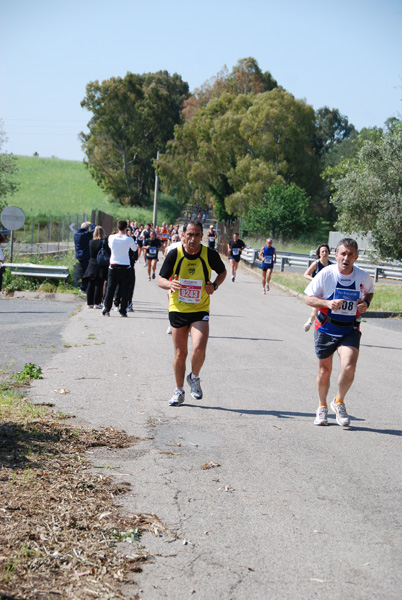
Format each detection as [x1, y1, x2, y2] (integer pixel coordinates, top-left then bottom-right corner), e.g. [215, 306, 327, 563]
[8, 156, 181, 224]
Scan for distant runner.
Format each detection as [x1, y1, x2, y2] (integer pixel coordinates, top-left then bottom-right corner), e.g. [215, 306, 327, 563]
[228, 233, 246, 282]
[258, 238, 276, 294]
[303, 244, 332, 331]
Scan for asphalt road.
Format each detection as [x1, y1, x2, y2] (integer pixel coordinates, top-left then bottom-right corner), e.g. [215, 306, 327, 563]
[3, 264, 402, 600]
[0, 292, 82, 377]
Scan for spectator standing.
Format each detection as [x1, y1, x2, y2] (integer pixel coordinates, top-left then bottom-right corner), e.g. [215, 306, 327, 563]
[84, 226, 110, 308]
[74, 221, 95, 292]
[102, 220, 137, 317]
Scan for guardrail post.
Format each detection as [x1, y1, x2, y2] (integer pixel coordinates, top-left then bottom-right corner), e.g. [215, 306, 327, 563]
[281, 256, 286, 272]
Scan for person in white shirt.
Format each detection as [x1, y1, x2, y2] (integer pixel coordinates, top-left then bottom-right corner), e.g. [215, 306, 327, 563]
[102, 220, 137, 317]
[304, 238, 374, 427]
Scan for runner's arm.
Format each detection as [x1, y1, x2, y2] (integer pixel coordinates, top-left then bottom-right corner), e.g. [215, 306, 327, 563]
[303, 261, 317, 281]
[357, 292, 374, 314]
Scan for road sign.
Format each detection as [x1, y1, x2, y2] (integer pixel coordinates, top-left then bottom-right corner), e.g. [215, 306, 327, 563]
[1, 206, 25, 231]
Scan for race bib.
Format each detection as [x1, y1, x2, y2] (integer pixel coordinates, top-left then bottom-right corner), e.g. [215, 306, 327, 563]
[149, 247, 157, 255]
[232, 248, 239, 256]
[178, 279, 202, 304]
[332, 288, 360, 316]
[209, 237, 215, 242]
[264, 256, 273, 265]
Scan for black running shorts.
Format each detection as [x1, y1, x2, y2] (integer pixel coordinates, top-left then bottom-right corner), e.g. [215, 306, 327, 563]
[169, 311, 210, 328]
[314, 328, 361, 359]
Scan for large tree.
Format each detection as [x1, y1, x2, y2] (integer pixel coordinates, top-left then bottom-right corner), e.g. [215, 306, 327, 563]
[330, 126, 402, 260]
[182, 57, 277, 122]
[80, 71, 189, 206]
[158, 86, 320, 218]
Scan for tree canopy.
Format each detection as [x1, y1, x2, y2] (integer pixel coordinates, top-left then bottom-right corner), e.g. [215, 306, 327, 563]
[158, 84, 320, 220]
[243, 183, 318, 240]
[80, 71, 189, 206]
[329, 125, 402, 260]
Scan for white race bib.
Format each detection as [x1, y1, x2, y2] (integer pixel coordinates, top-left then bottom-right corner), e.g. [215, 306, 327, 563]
[232, 248, 239, 256]
[179, 279, 202, 304]
[332, 288, 360, 316]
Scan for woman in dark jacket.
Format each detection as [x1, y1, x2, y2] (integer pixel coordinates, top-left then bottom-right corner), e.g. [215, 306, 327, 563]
[84, 226, 110, 308]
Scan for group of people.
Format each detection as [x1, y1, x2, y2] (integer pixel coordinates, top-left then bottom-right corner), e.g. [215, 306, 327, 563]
[73, 220, 186, 314]
[74, 219, 375, 429]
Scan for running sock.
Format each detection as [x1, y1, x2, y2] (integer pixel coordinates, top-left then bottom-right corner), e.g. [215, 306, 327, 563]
[319, 403, 327, 408]
[335, 396, 344, 404]
[190, 372, 200, 381]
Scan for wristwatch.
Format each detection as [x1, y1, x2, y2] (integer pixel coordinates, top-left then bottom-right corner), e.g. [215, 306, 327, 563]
[213, 282, 218, 291]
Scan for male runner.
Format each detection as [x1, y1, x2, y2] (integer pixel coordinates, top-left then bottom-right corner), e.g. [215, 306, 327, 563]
[304, 238, 374, 427]
[228, 233, 246, 282]
[143, 230, 162, 280]
[258, 238, 276, 294]
[158, 220, 227, 406]
[207, 225, 218, 250]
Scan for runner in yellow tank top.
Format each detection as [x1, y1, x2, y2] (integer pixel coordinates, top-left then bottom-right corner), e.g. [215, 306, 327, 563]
[158, 221, 227, 406]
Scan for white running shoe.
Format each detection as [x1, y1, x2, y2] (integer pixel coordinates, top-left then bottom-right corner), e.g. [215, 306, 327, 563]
[231, 275, 235, 282]
[186, 372, 203, 400]
[112, 306, 119, 311]
[167, 325, 172, 334]
[330, 398, 350, 427]
[304, 320, 313, 332]
[127, 304, 134, 312]
[266, 284, 270, 291]
[314, 406, 328, 426]
[169, 388, 185, 406]
[262, 288, 266, 295]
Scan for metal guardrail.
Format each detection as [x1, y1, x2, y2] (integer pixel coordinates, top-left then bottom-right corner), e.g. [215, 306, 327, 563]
[3, 263, 70, 279]
[241, 249, 402, 282]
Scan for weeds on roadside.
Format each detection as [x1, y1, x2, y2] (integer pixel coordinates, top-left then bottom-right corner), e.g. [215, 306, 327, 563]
[12, 363, 43, 385]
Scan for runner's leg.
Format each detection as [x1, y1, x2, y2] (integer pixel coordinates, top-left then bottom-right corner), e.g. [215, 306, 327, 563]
[336, 345, 359, 399]
[316, 355, 333, 406]
[189, 320, 209, 377]
[172, 325, 190, 388]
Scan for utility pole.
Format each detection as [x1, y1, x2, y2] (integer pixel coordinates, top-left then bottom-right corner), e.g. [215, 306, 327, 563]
[152, 151, 160, 226]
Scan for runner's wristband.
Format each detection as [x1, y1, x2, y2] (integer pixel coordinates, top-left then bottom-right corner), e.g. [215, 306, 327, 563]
[213, 282, 218, 291]
[363, 298, 371, 308]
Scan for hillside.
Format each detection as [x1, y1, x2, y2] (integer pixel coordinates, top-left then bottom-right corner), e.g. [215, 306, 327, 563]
[7, 156, 180, 223]
[10, 156, 113, 216]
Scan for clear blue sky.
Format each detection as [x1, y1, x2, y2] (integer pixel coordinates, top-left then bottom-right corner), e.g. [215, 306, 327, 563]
[1, 0, 401, 161]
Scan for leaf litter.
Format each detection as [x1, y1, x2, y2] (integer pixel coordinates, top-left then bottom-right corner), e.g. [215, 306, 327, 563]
[0, 407, 168, 600]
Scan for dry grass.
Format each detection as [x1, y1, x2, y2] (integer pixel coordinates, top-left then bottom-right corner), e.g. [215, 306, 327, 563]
[0, 388, 165, 600]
